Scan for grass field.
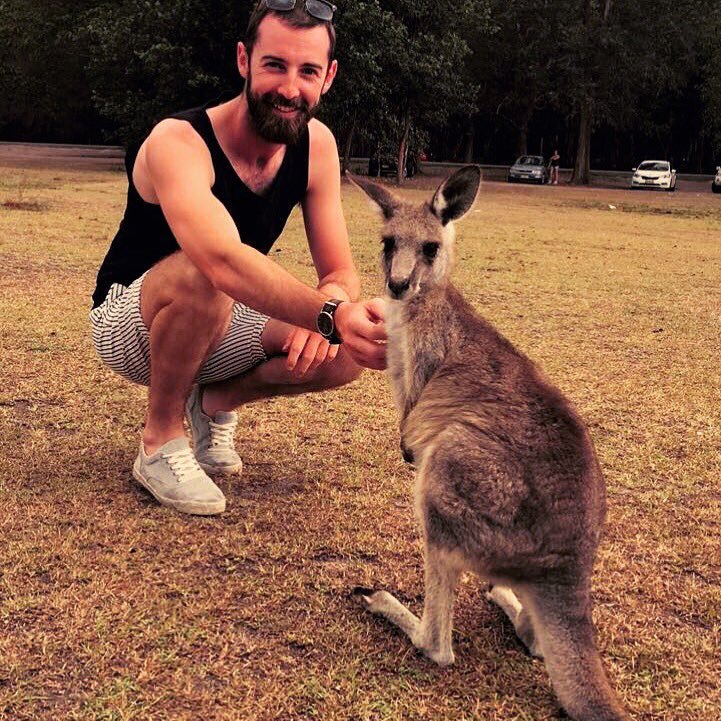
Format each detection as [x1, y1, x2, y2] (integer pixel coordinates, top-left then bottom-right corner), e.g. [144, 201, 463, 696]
[1, 164, 720, 721]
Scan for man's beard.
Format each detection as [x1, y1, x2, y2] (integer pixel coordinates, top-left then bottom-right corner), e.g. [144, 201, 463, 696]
[245, 72, 316, 145]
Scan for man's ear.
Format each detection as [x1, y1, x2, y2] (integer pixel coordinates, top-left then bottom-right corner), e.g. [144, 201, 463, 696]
[322, 59, 338, 95]
[430, 165, 481, 226]
[237, 41, 249, 80]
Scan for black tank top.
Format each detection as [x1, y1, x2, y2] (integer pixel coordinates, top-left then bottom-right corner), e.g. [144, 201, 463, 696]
[92, 93, 310, 308]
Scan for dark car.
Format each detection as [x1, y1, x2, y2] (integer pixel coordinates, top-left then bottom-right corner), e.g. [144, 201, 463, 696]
[368, 152, 417, 179]
[507, 155, 549, 184]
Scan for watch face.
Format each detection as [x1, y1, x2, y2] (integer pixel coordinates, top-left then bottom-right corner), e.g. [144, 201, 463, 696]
[317, 311, 334, 336]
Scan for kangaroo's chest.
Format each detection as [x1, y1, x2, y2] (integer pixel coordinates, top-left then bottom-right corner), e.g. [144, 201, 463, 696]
[386, 301, 445, 412]
[385, 303, 411, 407]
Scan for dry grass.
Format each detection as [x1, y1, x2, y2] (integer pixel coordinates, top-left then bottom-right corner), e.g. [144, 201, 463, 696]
[1, 162, 720, 721]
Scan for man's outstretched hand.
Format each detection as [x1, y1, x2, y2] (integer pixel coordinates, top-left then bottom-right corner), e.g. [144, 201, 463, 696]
[334, 298, 387, 370]
[282, 327, 338, 376]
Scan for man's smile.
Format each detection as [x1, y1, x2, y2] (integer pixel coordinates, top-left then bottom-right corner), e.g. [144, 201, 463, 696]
[272, 104, 300, 115]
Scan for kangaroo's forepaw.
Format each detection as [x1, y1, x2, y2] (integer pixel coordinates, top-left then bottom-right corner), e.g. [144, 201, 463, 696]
[351, 586, 376, 607]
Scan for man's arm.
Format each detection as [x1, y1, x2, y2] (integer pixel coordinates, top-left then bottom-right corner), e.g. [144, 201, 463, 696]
[145, 119, 328, 331]
[282, 120, 378, 375]
[144, 119, 385, 369]
[302, 121, 360, 303]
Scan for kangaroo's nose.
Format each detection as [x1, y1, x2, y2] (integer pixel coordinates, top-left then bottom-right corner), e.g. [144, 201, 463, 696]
[388, 278, 410, 299]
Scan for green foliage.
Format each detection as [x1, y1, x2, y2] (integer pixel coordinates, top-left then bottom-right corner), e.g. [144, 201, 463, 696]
[472, 0, 564, 152]
[0, 0, 717, 166]
[699, 6, 721, 154]
[0, 0, 101, 141]
[318, 0, 402, 154]
[545, 0, 706, 181]
[75, 0, 248, 146]
[321, 0, 488, 178]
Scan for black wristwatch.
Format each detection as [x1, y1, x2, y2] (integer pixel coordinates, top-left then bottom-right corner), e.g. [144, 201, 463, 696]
[316, 299, 344, 344]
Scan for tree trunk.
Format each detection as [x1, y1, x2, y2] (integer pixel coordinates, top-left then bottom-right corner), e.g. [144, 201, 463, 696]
[516, 124, 529, 157]
[397, 111, 411, 186]
[341, 113, 357, 176]
[463, 115, 475, 163]
[515, 97, 536, 157]
[564, 115, 575, 176]
[694, 132, 704, 174]
[572, 100, 592, 185]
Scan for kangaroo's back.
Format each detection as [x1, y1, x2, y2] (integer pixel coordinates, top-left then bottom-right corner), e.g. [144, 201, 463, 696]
[398, 283, 606, 578]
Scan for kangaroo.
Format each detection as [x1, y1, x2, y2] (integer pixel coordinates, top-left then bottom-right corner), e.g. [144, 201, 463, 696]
[349, 167, 630, 721]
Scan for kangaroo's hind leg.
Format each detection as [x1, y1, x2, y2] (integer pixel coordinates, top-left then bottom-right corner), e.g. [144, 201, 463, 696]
[487, 585, 543, 658]
[356, 544, 461, 666]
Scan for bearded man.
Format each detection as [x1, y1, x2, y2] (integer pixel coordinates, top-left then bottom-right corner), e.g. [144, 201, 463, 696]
[90, 0, 386, 515]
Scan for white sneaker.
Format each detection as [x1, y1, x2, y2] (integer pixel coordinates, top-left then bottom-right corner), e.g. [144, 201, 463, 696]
[185, 385, 243, 475]
[132, 437, 226, 515]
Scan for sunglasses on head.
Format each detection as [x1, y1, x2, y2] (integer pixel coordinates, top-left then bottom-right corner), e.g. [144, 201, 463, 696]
[264, 0, 337, 23]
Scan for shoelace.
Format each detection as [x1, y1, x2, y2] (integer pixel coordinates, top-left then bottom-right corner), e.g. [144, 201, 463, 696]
[208, 418, 238, 448]
[162, 446, 204, 482]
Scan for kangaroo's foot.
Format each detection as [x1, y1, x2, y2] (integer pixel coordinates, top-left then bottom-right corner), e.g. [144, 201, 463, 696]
[352, 586, 454, 666]
[487, 585, 543, 659]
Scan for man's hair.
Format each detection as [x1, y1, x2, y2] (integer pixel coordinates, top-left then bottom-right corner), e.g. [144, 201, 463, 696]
[245, 1, 336, 61]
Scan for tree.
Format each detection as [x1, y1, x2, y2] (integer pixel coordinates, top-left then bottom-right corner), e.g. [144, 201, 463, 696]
[318, 0, 402, 174]
[471, 0, 563, 158]
[76, 0, 248, 146]
[0, 0, 104, 142]
[700, 6, 721, 157]
[370, 0, 488, 184]
[556, 0, 700, 184]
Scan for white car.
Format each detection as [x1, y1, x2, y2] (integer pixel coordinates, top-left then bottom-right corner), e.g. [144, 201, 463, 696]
[631, 160, 677, 191]
[712, 166, 721, 194]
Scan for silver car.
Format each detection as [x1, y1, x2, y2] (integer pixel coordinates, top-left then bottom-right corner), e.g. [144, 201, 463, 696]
[712, 166, 720, 194]
[507, 155, 549, 185]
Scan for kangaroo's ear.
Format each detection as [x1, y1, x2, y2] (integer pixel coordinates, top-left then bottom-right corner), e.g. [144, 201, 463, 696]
[430, 165, 481, 226]
[346, 172, 400, 220]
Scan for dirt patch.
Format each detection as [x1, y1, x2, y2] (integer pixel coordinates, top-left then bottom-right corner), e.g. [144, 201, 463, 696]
[560, 198, 721, 221]
[1, 199, 49, 212]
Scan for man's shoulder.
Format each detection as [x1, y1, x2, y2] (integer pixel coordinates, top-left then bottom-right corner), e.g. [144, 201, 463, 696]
[147, 117, 204, 152]
[140, 117, 213, 188]
[308, 118, 338, 156]
[143, 118, 211, 174]
[305, 119, 341, 197]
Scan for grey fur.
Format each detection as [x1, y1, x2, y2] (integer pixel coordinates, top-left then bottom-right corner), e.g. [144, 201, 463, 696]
[350, 167, 630, 721]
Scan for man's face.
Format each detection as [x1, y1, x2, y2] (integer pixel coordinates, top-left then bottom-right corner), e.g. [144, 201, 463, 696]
[238, 15, 337, 145]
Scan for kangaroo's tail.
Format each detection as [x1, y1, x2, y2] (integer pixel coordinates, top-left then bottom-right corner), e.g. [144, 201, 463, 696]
[522, 584, 630, 721]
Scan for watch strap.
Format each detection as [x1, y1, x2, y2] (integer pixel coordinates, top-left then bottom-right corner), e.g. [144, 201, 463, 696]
[317, 299, 344, 344]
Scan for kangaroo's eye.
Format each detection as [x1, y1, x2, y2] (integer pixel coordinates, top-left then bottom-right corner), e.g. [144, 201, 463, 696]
[422, 242, 440, 260]
[382, 236, 396, 255]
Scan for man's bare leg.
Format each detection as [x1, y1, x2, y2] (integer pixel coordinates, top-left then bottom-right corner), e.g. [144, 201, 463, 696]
[140, 252, 234, 455]
[200, 318, 362, 417]
[138, 251, 361, 442]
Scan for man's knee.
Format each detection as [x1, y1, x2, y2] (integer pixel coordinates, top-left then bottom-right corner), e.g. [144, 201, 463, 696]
[142, 252, 233, 327]
[166, 254, 228, 304]
[313, 347, 363, 390]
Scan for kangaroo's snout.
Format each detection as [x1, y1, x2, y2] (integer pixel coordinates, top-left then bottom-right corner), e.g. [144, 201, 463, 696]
[387, 278, 411, 299]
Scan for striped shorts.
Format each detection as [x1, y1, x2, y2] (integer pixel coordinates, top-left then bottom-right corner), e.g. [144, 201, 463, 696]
[89, 271, 269, 386]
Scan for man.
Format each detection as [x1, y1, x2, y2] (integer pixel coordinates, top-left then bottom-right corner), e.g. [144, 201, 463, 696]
[89, 0, 386, 516]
